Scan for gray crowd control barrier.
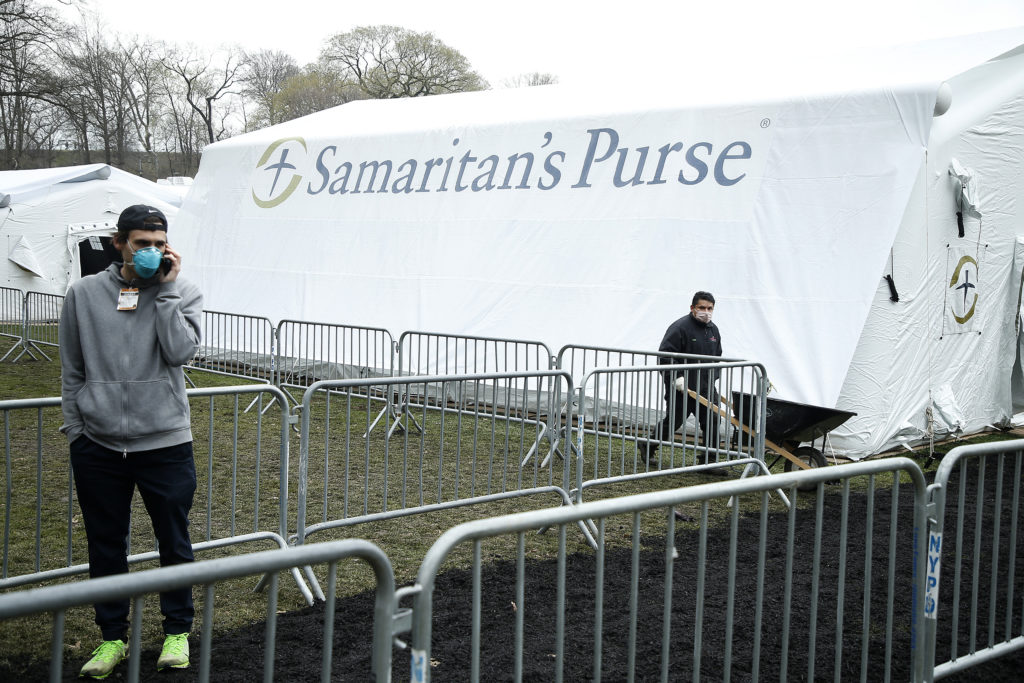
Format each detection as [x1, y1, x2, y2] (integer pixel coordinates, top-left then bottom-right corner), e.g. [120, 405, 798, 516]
[555, 343, 744, 386]
[294, 370, 596, 580]
[574, 361, 768, 482]
[392, 331, 553, 439]
[555, 346, 749, 457]
[0, 385, 312, 603]
[0, 539, 395, 682]
[276, 319, 395, 430]
[22, 291, 63, 360]
[398, 330, 553, 376]
[189, 309, 276, 383]
[407, 458, 930, 682]
[924, 439, 1024, 680]
[0, 287, 24, 362]
[0, 290, 62, 362]
[8, 392, 1024, 680]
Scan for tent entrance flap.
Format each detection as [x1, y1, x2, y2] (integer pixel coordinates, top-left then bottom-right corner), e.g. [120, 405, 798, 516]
[76, 235, 118, 278]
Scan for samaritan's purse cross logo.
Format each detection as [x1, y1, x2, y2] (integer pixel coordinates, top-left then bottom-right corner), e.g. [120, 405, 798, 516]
[949, 254, 978, 325]
[252, 137, 306, 208]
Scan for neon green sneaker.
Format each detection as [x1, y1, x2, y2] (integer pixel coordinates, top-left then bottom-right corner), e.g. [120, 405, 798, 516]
[157, 632, 190, 670]
[79, 639, 127, 679]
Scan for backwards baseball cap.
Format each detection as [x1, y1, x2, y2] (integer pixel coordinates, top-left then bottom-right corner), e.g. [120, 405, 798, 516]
[116, 205, 168, 232]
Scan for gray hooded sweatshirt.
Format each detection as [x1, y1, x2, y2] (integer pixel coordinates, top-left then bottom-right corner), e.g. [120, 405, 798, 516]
[59, 262, 202, 453]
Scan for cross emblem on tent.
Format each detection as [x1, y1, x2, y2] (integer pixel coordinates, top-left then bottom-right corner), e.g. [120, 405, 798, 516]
[266, 148, 297, 196]
[956, 269, 975, 309]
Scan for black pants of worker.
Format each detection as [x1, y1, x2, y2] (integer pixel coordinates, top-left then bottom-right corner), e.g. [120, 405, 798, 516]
[650, 385, 720, 455]
[70, 435, 196, 642]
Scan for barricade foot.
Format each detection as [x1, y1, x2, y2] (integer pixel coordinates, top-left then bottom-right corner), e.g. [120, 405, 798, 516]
[363, 403, 396, 438]
[251, 565, 317, 606]
[303, 564, 327, 602]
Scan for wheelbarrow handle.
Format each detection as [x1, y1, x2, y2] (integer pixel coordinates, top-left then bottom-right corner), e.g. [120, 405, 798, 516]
[686, 390, 812, 471]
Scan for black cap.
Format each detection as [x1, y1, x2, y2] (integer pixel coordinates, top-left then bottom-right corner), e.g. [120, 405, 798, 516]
[116, 205, 168, 232]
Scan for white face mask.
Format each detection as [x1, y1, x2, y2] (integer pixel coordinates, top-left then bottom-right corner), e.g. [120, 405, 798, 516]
[694, 310, 712, 323]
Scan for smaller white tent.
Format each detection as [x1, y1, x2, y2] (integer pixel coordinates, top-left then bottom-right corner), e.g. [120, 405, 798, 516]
[0, 164, 186, 295]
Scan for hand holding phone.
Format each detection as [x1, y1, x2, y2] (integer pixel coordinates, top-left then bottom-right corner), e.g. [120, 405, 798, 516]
[160, 245, 181, 282]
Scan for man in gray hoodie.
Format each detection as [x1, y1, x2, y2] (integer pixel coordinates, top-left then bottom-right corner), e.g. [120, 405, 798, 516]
[59, 204, 202, 678]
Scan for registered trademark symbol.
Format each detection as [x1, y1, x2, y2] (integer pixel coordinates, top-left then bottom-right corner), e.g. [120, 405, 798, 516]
[760, 118, 771, 128]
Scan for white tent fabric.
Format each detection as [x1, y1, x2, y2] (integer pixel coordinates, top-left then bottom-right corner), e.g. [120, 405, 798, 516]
[8, 235, 46, 278]
[949, 158, 982, 221]
[0, 164, 113, 208]
[0, 164, 185, 295]
[837, 41, 1024, 455]
[175, 28, 1024, 457]
[1010, 238, 1024, 416]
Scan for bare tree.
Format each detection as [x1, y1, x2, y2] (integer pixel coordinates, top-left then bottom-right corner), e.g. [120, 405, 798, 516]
[123, 39, 168, 159]
[157, 58, 207, 175]
[321, 25, 487, 99]
[0, 10, 508, 171]
[163, 45, 243, 144]
[53, 21, 140, 166]
[27, 101, 63, 163]
[0, 0, 65, 91]
[0, 47, 51, 166]
[0, 1, 67, 167]
[99, 39, 136, 165]
[503, 72, 558, 88]
[239, 49, 299, 129]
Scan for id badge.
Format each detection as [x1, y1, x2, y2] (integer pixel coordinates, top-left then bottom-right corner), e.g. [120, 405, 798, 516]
[117, 288, 139, 311]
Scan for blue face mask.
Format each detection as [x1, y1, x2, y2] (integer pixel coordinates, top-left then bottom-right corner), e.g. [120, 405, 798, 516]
[129, 246, 164, 279]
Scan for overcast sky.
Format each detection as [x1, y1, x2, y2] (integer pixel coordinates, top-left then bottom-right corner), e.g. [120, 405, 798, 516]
[55, 0, 1024, 87]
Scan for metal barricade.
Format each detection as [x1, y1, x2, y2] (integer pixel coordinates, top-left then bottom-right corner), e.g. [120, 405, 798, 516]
[21, 291, 63, 359]
[555, 343, 743, 386]
[0, 287, 24, 362]
[572, 362, 769, 498]
[189, 310, 276, 383]
[399, 330, 553, 377]
[406, 458, 930, 682]
[394, 331, 554, 457]
[552, 345, 746, 466]
[294, 371, 595, 563]
[1, 290, 62, 362]
[924, 439, 1024, 680]
[0, 396, 63, 582]
[276, 319, 395, 430]
[0, 539, 395, 682]
[0, 385, 311, 603]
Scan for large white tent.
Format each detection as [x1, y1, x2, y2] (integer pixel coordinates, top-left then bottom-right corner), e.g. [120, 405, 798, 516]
[0, 164, 185, 296]
[174, 28, 1024, 457]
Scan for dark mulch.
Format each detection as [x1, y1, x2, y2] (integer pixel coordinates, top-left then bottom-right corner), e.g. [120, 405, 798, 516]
[4, 459, 1023, 681]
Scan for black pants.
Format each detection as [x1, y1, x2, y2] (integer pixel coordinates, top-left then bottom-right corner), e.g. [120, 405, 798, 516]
[70, 436, 196, 641]
[652, 383, 720, 451]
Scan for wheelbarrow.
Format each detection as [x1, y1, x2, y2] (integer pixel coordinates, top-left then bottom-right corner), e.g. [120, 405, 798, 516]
[729, 391, 856, 481]
[682, 389, 855, 471]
